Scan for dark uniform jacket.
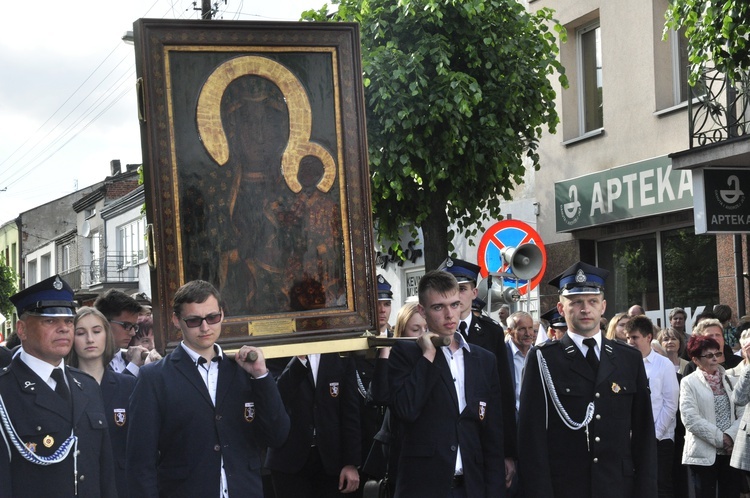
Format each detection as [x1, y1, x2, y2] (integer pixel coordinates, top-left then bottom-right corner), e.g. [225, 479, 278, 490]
[101, 368, 137, 498]
[388, 340, 505, 498]
[265, 353, 361, 476]
[127, 345, 290, 498]
[0, 347, 11, 369]
[464, 314, 518, 459]
[518, 334, 657, 498]
[0, 357, 117, 498]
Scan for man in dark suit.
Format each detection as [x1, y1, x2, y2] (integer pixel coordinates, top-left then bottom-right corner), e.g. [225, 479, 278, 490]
[389, 270, 504, 498]
[0, 345, 11, 368]
[126, 279, 290, 497]
[266, 351, 362, 497]
[439, 257, 518, 489]
[0, 275, 117, 497]
[518, 262, 656, 498]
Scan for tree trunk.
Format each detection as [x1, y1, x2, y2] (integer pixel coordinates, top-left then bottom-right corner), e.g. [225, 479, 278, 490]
[421, 195, 450, 272]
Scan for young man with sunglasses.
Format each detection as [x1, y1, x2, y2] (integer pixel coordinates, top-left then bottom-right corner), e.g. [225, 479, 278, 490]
[94, 289, 149, 376]
[127, 279, 290, 497]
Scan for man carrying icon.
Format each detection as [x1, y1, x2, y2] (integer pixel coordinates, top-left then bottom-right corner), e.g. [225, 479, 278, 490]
[126, 279, 290, 497]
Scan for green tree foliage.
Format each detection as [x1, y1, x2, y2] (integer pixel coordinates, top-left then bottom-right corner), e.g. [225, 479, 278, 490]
[0, 257, 17, 322]
[665, 0, 750, 85]
[303, 0, 566, 269]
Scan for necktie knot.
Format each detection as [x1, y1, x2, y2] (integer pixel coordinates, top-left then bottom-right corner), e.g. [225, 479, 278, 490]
[583, 338, 599, 372]
[51, 368, 70, 401]
[458, 321, 468, 339]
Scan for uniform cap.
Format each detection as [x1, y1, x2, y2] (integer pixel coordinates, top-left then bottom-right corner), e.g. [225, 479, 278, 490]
[548, 261, 609, 296]
[377, 275, 393, 301]
[10, 275, 76, 317]
[437, 257, 480, 284]
[540, 307, 567, 329]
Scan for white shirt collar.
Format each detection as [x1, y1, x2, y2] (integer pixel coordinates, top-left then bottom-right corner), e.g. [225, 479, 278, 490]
[19, 348, 65, 384]
[181, 341, 224, 364]
[567, 331, 602, 352]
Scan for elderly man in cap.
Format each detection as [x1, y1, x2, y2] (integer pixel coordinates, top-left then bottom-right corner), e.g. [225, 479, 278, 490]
[438, 257, 518, 492]
[518, 261, 656, 498]
[0, 275, 117, 497]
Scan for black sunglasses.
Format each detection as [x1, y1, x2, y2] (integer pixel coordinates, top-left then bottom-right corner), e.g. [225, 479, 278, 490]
[181, 312, 223, 328]
[700, 352, 724, 360]
[110, 320, 140, 333]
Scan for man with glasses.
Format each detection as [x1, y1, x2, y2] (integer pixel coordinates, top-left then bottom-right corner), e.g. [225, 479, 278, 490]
[94, 289, 149, 376]
[127, 279, 289, 497]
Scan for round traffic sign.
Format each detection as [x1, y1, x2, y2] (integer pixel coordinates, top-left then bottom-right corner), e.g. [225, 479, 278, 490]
[477, 219, 547, 295]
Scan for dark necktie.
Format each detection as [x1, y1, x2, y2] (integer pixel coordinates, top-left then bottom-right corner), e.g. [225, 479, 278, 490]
[583, 338, 599, 373]
[459, 321, 468, 339]
[51, 368, 70, 402]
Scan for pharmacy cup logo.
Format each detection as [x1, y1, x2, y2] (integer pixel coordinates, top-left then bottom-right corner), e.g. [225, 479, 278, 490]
[716, 175, 745, 210]
[560, 185, 582, 225]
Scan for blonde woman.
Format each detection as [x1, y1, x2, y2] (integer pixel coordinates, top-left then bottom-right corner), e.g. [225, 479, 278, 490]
[605, 312, 630, 341]
[67, 307, 136, 498]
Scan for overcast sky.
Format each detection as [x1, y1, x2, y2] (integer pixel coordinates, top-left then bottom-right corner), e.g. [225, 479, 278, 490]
[0, 0, 326, 223]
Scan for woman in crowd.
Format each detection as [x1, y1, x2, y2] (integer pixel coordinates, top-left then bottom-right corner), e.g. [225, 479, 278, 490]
[362, 302, 427, 493]
[605, 312, 629, 341]
[730, 328, 750, 492]
[67, 306, 137, 498]
[658, 327, 690, 375]
[681, 333, 744, 498]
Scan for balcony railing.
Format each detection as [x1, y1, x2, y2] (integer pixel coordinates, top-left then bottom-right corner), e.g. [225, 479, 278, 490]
[60, 252, 142, 290]
[689, 68, 750, 148]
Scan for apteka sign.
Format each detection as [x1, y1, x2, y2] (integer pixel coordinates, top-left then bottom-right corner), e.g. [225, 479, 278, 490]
[555, 155, 693, 232]
[693, 167, 749, 233]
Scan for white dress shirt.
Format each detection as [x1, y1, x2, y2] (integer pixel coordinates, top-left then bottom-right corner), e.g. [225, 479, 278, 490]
[441, 333, 470, 475]
[644, 349, 679, 441]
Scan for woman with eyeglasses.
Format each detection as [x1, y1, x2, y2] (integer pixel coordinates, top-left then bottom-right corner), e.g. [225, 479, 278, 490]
[680, 328, 744, 498]
[66, 307, 138, 498]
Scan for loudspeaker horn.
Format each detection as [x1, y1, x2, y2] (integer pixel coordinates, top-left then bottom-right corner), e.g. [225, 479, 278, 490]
[501, 243, 543, 280]
[477, 277, 521, 312]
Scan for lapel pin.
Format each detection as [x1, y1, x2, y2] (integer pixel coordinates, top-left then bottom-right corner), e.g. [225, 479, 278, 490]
[43, 435, 55, 448]
[611, 382, 621, 393]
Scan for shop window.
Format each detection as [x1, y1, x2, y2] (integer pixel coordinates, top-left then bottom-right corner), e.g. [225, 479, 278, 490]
[598, 234, 659, 314]
[598, 228, 719, 325]
[661, 228, 718, 309]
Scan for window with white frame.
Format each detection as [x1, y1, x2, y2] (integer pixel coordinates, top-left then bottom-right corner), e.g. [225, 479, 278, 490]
[27, 259, 37, 286]
[578, 21, 603, 133]
[118, 218, 146, 266]
[40, 253, 51, 280]
[62, 245, 71, 272]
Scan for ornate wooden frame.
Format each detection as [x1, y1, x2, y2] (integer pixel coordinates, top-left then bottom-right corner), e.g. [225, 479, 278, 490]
[133, 19, 377, 352]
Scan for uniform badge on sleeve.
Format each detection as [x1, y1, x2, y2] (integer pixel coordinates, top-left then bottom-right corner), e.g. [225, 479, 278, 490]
[329, 382, 339, 398]
[114, 408, 126, 427]
[244, 402, 255, 422]
[479, 401, 487, 421]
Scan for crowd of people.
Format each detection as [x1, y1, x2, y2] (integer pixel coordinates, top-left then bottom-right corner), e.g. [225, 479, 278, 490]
[1, 266, 750, 497]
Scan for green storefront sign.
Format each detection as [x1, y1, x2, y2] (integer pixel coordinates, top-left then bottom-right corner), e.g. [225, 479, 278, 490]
[555, 156, 694, 232]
